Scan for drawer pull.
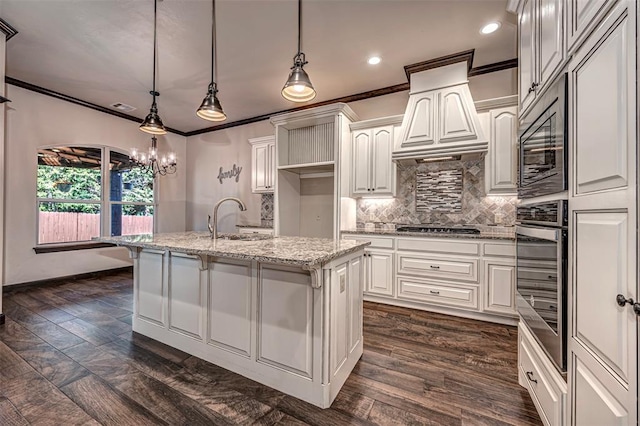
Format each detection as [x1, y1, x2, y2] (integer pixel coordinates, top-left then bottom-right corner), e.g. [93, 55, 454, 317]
[429, 290, 440, 295]
[526, 371, 537, 384]
[430, 265, 440, 269]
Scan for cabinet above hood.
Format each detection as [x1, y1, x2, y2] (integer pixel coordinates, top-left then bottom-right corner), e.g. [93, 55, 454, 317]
[392, 61, 487, 163]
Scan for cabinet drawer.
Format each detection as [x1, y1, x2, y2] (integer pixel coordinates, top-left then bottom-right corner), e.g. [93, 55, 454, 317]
[397, 276, 478, 310]
[396, 238, 479, 256]
[396, 253, 478, 283]
[342, 234, 394, 249]
[519, 324, 566, 426]
[483, 242, 516, 257]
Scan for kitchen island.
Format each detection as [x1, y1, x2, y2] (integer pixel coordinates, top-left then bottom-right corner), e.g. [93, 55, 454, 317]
[98, 232, 368, 408]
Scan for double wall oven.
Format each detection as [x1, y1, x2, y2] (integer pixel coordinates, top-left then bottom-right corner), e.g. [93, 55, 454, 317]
[516, 74, 568, 374]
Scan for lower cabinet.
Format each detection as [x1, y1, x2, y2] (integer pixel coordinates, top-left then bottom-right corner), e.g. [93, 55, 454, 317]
[519, 322, 567, 426]
[365, 249, 394, 296]
[343, 234, 517, 324]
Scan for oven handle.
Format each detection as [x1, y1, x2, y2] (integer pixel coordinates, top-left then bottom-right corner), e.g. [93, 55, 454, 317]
[516, 225, 561, 242]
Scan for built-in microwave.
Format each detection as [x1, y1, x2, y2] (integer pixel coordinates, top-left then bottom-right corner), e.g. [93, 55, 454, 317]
[518, 74, 568, 200]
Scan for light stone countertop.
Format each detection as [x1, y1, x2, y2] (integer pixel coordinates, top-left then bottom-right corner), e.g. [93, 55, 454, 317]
[97, 232, 369, 269]
[236, 224, 273, 229]
[341, 226, 515, 241]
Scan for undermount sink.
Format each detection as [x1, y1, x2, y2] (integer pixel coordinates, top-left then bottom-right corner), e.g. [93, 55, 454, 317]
[216, 233, 272, 241]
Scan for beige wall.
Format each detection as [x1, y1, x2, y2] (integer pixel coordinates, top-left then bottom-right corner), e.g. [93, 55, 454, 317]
[4, 86, 187, 285]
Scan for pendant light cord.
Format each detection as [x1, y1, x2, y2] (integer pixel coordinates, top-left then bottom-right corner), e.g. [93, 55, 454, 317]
[152, 0, 158, 104]
[297, 0, 301, 54]
[211, 0, 216, 90]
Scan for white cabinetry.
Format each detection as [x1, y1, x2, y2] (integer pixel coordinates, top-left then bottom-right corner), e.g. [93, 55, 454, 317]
[566, 0, 618, 53]
[519, 323, 567, 426]
[237, 227, 274, 235]
[342, 234, 517, 324]
[350, 116, 401, 197]
[249, 136, 275, 193]
[568, 2, 637, 424]
[485, 106, 518, 195]
[518, 0, 565, 115]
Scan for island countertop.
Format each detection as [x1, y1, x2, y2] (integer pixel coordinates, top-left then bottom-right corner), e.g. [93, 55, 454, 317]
[97, 232, 369, 269]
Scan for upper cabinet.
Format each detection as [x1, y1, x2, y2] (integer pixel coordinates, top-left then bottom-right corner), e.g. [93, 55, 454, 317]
[485, 105, 518, 195]
[567, 0, 618, 54]
[350, 116, 401, 198]
[518, 0, 565, 116]
[248, 136, 275, 194]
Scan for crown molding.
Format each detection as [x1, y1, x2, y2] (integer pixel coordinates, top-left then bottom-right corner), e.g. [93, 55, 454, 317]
[5, 77, 188, 136]
[0, 18, 18, 41]
[404, 50, 475, 80]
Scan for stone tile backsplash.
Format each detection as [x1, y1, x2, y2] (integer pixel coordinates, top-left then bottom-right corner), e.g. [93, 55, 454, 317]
[261, 194, 274, 227]
[357, 157, 517, 226]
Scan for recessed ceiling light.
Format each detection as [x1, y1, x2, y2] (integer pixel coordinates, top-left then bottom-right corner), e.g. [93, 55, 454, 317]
[368, 56, 381, 65]
[480, 22, 501, 34]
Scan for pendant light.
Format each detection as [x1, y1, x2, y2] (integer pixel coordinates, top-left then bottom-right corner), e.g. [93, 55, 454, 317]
[140, 0, 167, 135]
[197, 0, 226, 121]
[281, 0, 316, 103]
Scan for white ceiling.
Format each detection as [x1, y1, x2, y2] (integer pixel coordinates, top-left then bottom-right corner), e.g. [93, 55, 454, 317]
[0, 0, 517, 133]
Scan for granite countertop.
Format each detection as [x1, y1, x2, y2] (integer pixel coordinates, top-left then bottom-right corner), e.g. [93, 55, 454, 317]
[236, 224, 273, 229]
[97, 232, 369, 268]
[341, 226, 515, 241]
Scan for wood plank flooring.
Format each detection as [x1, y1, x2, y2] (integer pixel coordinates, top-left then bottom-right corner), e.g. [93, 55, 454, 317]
[0, 271, 541, 425]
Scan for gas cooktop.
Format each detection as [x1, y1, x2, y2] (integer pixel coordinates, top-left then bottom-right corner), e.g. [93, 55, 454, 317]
[395, 225, 481, 235]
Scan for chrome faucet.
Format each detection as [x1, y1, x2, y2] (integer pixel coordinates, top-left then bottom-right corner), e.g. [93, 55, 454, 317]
[208, 197, 247, 239]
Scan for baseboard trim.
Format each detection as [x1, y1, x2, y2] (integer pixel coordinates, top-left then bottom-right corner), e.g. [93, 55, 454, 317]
[0, 313, 5, 325]
[3, 266, 133, 294]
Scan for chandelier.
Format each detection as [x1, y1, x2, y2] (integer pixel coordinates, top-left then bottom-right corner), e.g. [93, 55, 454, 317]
[130, 136, 177, 177]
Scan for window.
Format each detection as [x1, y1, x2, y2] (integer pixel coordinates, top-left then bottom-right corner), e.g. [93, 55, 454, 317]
[37, 146, 155, 246]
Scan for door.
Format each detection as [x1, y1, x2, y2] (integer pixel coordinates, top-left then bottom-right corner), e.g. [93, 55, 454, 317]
[538, 0, 564, 89]
[253, 143, 270, 193]
[371, 126, 394, 195]
[486, 107, 518, 195]
[567, 0, 618, 52]
[519, 0, 537, 113]
[568, 2, 637, 424]
[352, 130, 371, 195]
[484, 258, 516, 316]
[365, 250, 393, 297]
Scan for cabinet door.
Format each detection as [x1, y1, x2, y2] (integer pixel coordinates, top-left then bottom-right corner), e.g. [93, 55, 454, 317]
[519, 0, 537, 113]
[267, 142, 276, 191]
[567, 0, 618, 52]
[352, 130, 371, 195]
[398, 92, 436, 148]
[252, 144, 270, 193]
[371, 126, 395, 195]
[569, 3, 637, 424]
[485, 107, 517, 195]
[366, 250, 393, 297]
[483, 259, 516, 316]
[538, 0, 564, 89]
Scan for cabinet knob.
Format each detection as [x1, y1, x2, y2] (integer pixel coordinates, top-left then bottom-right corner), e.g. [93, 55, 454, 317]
[616, 294, 640, 315]
[526, 371, 537, 384]
[528, 82, 540, 94]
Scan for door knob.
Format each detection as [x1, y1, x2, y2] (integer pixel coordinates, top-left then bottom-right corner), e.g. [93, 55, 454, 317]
[616, 294, 640, 316]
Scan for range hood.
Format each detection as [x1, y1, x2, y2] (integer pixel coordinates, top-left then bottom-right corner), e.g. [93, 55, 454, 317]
[392, 61, 487, 163]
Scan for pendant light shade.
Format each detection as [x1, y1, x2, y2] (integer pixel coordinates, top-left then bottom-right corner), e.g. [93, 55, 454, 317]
[197, 0, 226, 122]
[197, 84, 226, 121]
[140, 0, 167, 135]
[281, 0, 316, 103]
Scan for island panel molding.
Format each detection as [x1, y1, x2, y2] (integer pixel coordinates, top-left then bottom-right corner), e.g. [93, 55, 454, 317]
[98, 232, 368, 408]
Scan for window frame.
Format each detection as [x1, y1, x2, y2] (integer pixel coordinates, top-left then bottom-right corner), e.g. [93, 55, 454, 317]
[35, 144, 158, 250]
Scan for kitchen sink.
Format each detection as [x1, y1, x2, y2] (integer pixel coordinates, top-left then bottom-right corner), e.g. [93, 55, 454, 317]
[216, 233, 273, 241]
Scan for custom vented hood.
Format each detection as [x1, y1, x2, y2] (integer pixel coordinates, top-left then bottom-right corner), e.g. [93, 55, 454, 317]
[392, 61, 487, 163]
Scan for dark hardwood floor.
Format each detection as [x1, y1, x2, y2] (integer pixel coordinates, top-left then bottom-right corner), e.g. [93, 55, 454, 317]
[0, 271, 541, 425]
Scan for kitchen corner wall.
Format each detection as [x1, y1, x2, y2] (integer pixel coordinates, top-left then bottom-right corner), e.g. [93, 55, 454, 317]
[185, 121, 273, 233]
[357, 157, 517, 226]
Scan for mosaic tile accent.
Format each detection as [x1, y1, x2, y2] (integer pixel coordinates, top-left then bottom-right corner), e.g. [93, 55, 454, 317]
[261, 194, 274, 221]
[357, 157, 517, 226]
[416, 168, 463, 212]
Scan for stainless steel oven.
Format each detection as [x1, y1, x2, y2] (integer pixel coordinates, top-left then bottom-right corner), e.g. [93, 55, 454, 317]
[519, 74, 567, 200]
[516, 200, 567, 373]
